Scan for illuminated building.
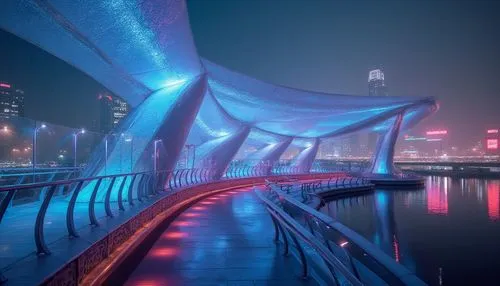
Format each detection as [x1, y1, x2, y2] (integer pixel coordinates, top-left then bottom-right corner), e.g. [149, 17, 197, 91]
[368, 69, 388, 97]
[367, 69, 388, 151]
[485, 128, 499, 155]
[98, 93, 129, 133]
[0, 81, 25, 118]
[426, 129, 448, 156]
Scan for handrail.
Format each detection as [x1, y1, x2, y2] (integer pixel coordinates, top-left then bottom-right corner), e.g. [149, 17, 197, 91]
[256, 190, 363, 285]
[0, 169, 80, 178]
[0, 170, 152, 192]
[276, 190, 426, 285]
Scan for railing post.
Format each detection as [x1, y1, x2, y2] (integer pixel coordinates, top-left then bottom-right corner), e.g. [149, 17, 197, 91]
[66, 180, 84, 237]
[127, 174, 138, 206]
[136, 174, 146, 201]
[190, 168, 196, 185]
[104, 177, 117, 218]
[117, 176, 128, 211]
[270, 215, 281, 242]
[34, 185, 57, 255]
[173, 170, 180, 189]
[184, 169, 191, 186]
[168, 170, 175, 189]
[0, 190, 17, 223]
[177, 169, 183, 188]
[89, 178, 104, 226]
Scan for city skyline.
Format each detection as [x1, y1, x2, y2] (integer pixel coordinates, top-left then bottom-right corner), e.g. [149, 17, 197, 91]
[0, 0, 499, 150]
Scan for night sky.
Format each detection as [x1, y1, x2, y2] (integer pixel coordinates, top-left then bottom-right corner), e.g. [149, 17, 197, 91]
[1, 0, 499, 148]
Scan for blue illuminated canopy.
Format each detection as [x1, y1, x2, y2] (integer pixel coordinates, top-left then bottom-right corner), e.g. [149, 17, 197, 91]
[0, 0, 438, 188]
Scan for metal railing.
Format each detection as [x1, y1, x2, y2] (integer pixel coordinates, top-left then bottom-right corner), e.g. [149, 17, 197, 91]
[223, 165, 268, 178]
[266, 176, 373, 205]
[256, 189, 363, 285]
[0, 167, 82, 187]
[256, 187, 427, 285]
[0, 167, 228, 257]
[0, 165, 324, 260]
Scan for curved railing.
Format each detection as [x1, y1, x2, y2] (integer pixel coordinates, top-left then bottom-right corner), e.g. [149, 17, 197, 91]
[0, 166, 320, 258]
[266, 176, 373, 205]
[0, 168, 82, 188]
[256, 187, 426, 285]
[256, 189, 363, 285]
[0, 167, 340, 284]
[0, 170, 164, 256]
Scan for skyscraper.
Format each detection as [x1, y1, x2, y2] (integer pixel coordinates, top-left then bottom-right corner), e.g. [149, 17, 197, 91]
[98, 93, 129, 134]
[367, 69, 388, 154]
[0, 81, 25, 118]
[368, 69, 388, 96]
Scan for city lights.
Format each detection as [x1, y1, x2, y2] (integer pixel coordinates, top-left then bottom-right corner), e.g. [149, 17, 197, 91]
[426, 130, 448, 136]
[487, 139, 498, 150]
[487, 129, 498, 134]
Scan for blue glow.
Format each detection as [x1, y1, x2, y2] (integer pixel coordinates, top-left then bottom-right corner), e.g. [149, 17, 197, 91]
[0, 0, 438, 193]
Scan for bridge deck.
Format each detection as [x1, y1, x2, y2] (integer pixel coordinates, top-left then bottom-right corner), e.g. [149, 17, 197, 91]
[124, 186, 317, 286]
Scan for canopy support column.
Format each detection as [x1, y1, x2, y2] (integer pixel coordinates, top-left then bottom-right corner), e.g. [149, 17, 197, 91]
[291, 138, 320, 173]
[195, 126, 251, 180]
[78, 74, 208, 202]
[369, 113, 403, 175]
[246, 138, 293, 175]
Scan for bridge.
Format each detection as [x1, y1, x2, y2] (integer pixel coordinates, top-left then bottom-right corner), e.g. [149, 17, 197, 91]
[0, 0, 437, 285]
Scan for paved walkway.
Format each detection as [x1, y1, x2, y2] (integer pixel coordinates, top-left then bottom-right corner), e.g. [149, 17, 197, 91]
[125, 186, 317, 286]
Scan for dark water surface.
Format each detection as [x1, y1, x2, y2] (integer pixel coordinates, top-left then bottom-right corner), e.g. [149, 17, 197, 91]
[320, 176, 500, 285]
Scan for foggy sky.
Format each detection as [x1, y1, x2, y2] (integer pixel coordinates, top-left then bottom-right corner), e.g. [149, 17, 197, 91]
[187, 0, 500, 147]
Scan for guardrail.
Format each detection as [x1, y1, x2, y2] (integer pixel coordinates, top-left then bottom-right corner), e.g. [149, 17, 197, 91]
[0, 169, 340, 284]
[0, 168, 82, 189]
[266, 176, 372, 205]
[256, 189, 363, 285]
[0, 166, 328, 258]
[256, 187, 426, 285]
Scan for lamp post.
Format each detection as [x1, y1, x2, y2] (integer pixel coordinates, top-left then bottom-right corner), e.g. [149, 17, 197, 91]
[185, 144, 196, 168]
[153, 139, 162, 173]
[73, 128, 85, 168]
[104, 134, 109, 175]
[33, 123, 46, 179]
[125, 136, 134, 172]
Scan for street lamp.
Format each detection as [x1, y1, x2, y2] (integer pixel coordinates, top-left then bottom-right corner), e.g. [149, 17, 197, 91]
[73, 128, 85, 168]
[125, 136, 134, 172]
[153, 139, 162, 173]
[33, 123, 47, 175]
[185, 144, 196, 168]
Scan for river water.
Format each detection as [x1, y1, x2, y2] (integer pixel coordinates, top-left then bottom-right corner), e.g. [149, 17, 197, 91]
[320, 176, 500, 285]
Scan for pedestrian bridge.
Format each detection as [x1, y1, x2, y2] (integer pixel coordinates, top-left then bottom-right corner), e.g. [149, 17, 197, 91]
[0, 0, 436, 284]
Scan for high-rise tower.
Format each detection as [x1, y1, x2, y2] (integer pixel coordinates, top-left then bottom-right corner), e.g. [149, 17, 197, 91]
[98, 93, 129, 134]
[0, 81, 25, 118]
[368, 69, 388, 96]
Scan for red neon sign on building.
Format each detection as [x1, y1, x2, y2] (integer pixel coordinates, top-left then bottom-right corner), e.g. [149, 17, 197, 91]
[426, 130, 448, 136]
[487, 129, 499, 134]
[487, 139, 498, 150]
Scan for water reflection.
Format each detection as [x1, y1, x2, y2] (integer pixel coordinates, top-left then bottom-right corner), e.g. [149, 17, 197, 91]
[426, 177, 449, 215]
[488, 181, 499, 221]
[322, 176, 500, 285]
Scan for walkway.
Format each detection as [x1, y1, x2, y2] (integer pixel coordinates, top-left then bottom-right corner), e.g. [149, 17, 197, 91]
[124, 186, 317, 286]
